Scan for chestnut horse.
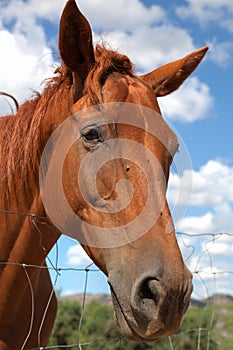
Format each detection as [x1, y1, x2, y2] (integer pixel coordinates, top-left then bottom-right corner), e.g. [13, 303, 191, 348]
[0, 1, 208, 349]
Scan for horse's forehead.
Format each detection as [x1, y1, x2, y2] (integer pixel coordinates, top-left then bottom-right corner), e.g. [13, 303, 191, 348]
[101, 72, 129, 102]
[72, 72, 159, 112]
[103, 73, 178, 153]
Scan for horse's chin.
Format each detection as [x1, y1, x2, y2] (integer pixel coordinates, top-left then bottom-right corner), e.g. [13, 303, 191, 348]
[114, 312, 145, 342]
[110, 288, 144, 341]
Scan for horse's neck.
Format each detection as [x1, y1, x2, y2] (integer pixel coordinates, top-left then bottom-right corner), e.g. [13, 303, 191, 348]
[0, 185, 60, 264]
[0, 192, 59, 323]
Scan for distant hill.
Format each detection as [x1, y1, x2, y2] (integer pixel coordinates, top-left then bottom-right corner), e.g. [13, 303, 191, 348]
[61, 292, 233, 308]
[202, 293, 233, 305]
[61, 292, 112, 306]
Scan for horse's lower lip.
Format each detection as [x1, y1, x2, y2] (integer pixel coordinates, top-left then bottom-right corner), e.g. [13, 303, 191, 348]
[109, 285, 145, 341]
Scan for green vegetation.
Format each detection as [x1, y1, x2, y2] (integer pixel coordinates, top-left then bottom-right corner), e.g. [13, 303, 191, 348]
[48, 296, 233, 349]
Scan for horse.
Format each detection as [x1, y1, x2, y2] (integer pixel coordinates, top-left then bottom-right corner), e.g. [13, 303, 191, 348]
[0, 1, 208, 348]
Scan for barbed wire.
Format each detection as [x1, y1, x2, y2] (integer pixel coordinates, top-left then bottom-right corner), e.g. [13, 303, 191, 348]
[0, 208, 233, 349]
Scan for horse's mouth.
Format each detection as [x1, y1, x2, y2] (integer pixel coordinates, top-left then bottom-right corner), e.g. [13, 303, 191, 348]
[110, 283, 167, 342]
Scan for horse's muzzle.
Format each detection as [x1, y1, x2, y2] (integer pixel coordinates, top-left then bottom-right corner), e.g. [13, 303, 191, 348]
[109, 270, 193, 341]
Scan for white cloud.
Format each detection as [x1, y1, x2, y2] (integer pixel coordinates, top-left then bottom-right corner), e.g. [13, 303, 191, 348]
[178, 212, 214, 235]
[169, 160, 233, 207]
[0, 0, 65, 24]
[0, 1, 57, 115]
[207, 39, 233, 68]
[67, 244, 93, 266]
[0, 28, 53, 86]
[176, 0, 233, 31]
[179, 212, 225, 241]
[176, 1, 233, 67]
[79, 0, 166, 32]
[205, 235, 233, 257]
[62, 289, 76, 297]
[168, 159, 233, 235]
[100, 25, 196, 73]
[159, 77, 213, 123]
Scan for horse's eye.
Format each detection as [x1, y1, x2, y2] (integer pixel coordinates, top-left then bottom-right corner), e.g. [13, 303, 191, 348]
[82, 128, 104, 143]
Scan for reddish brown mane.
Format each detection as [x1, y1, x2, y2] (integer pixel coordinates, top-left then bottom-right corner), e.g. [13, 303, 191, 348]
[0, 74, 73, 206]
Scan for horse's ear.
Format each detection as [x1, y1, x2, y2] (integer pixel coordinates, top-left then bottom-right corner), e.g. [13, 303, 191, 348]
[59, 0, 95, 97]
[140, 46, 208, 97]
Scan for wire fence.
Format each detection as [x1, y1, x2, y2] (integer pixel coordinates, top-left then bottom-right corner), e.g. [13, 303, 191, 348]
[1, 208, 233, 349]
[41, 230, 233, 350]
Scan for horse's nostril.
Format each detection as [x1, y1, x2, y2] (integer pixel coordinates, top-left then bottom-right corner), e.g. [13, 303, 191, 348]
[140, 278, 160, 303]
[131, 277, 161, 320]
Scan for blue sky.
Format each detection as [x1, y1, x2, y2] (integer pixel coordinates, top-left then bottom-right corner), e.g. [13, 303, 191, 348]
[0, 0, 233, 299]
